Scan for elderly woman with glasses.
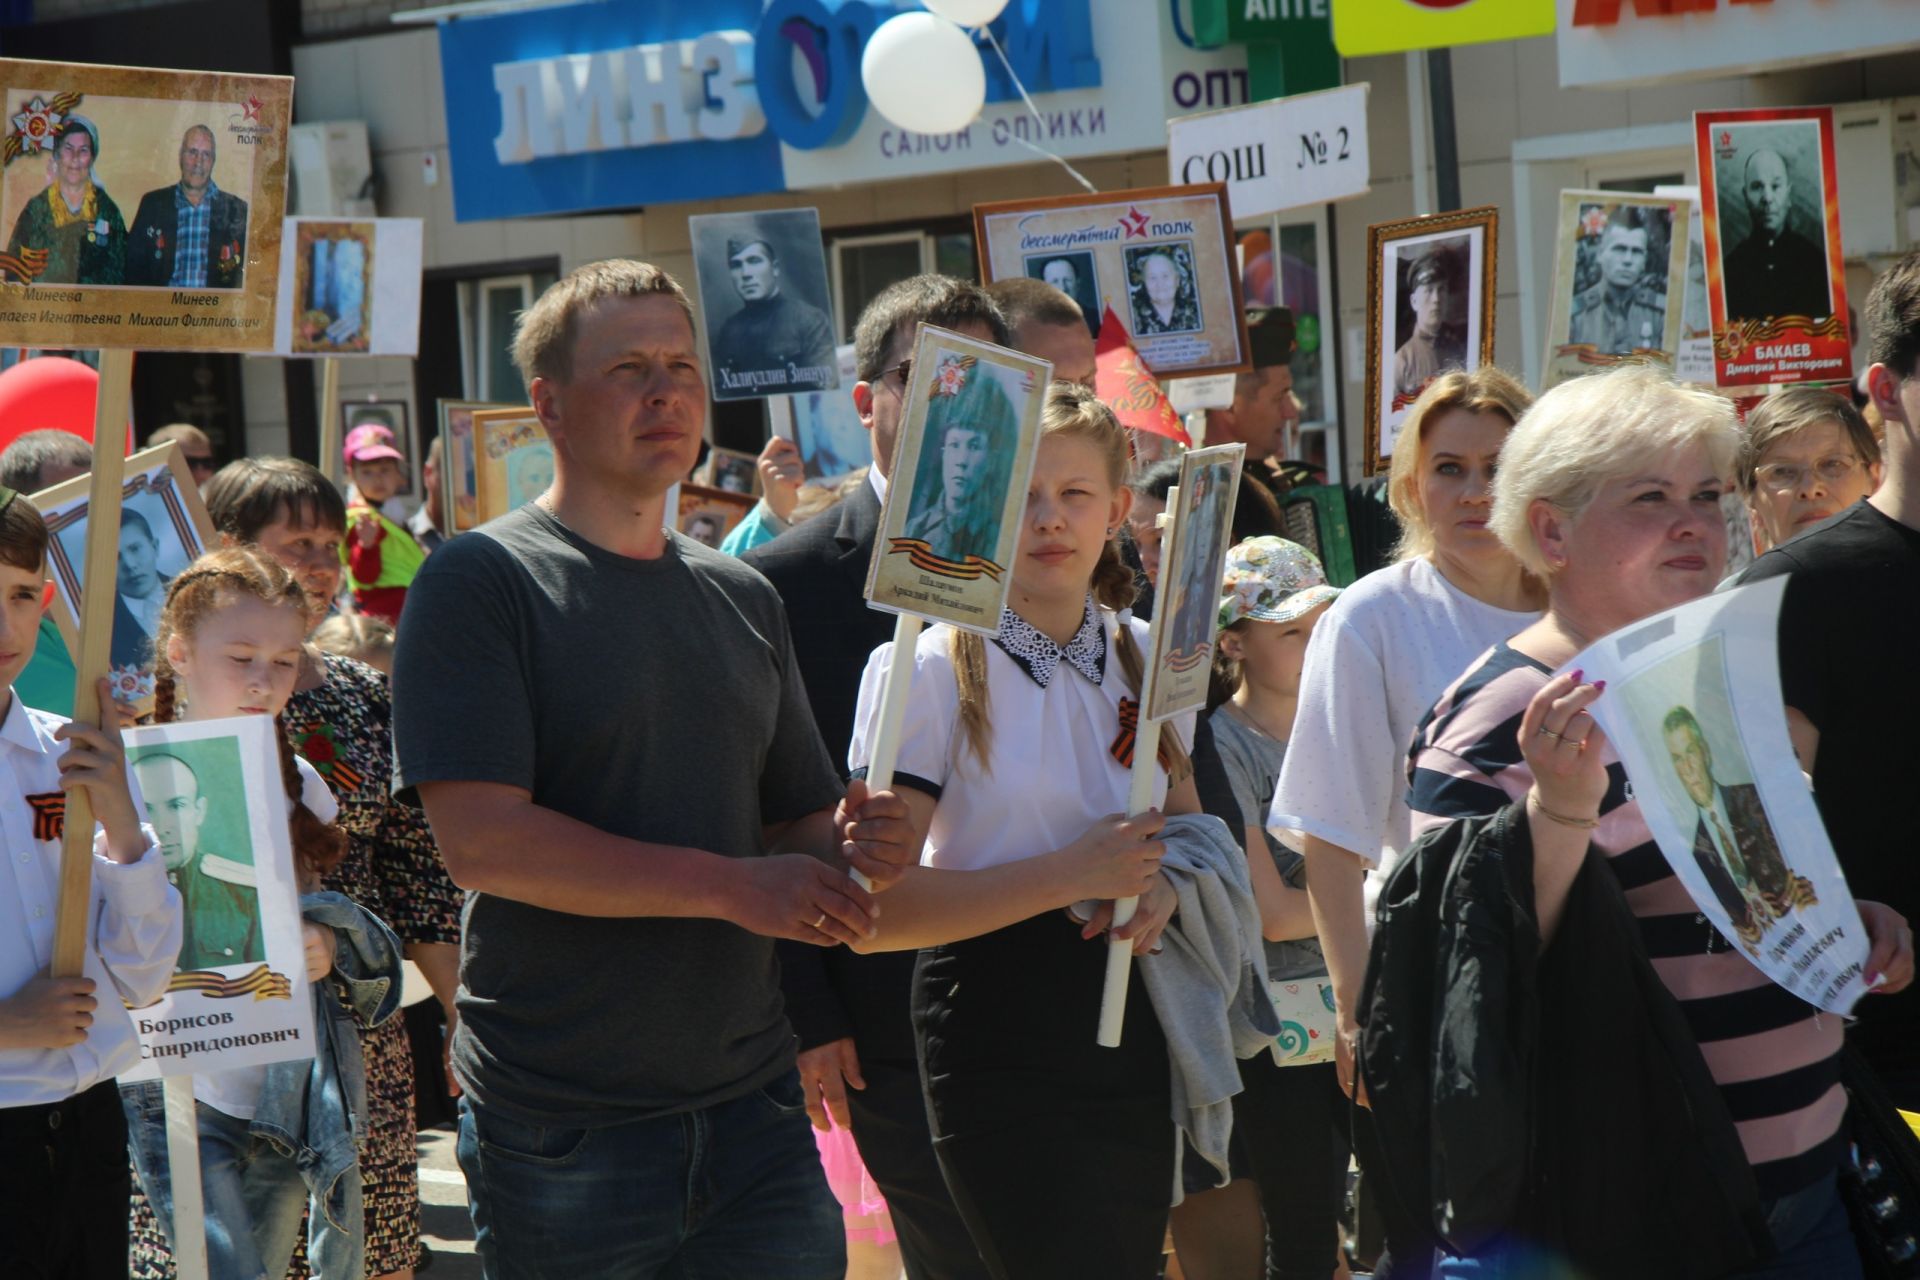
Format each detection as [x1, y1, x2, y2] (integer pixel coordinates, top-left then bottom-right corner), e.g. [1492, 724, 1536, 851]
[1736, 387, 1881, 555]
[1365, 364, 1913, 1278]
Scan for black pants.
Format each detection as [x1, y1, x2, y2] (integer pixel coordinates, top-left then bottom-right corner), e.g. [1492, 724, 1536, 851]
[1348, 1100, 1437, 1280]
[1234, 1055, 1349, 1280]
[0, 1080, 131, 1280]
[914, 912, 1174, 1280]
[846, 1053, 992, 1280]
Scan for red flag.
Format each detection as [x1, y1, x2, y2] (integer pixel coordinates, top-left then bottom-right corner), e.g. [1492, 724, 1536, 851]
[1094, 306, 1189, 447]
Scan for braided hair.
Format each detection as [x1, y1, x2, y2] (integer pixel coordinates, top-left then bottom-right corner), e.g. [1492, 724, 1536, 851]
[151, 547, 347, 881]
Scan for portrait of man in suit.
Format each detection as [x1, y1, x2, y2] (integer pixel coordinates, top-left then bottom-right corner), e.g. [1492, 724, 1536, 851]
[1662, 704, 1815, 948]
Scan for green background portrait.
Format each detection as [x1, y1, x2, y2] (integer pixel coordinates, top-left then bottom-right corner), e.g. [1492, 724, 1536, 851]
[130, 736, 257, 869]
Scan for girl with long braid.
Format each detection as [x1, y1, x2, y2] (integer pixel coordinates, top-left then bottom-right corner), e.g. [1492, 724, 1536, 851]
[122, 547, 400, 1280]
[846, 382, 1202, 1278]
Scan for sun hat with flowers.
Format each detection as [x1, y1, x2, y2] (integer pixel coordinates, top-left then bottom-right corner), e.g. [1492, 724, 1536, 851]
[1218, 536, 1341, 630]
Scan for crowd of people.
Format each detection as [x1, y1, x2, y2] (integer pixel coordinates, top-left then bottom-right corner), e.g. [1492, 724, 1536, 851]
[0, 231, 1916, 1280]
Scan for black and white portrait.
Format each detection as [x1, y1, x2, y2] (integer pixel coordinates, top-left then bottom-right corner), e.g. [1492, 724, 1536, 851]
[1024, 249, 1102, 337]
[689, 207, 839, 403]
[1391, 235, 1469, 401]
[1708, 120, 1835, 325]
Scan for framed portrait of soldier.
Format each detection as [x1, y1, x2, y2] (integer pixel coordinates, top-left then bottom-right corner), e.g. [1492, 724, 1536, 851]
[689, 207, 839, 403]
[767, 344, 872, 484]
[1142, 444, 1246, 722]
[1696, 107, 1851, 389]
[974, 184, 1250, 379]
[438, 399, 507, 533]
[1363, 207, 1498, 475]
[1542, 191, 1689, 390]
[676, 484, 755, 549]
[32, 441, 215, 715]
[0, 58, 292, 350]
[469, 407, 551, 524]
[119, 714, 315, 1079]
[865, 324, 1051, 636]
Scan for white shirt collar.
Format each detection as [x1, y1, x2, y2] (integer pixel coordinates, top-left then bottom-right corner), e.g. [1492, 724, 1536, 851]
[869, 465, 888, 504]
[0, 691, 43, 755]
[992, 597, 1106, 688]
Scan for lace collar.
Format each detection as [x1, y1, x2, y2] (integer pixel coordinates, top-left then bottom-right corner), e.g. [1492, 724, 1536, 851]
[992, 596, 1106, 688]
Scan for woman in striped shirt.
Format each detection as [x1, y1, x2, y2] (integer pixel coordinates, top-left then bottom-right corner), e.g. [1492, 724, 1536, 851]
[1401, 365, 1912, 1277]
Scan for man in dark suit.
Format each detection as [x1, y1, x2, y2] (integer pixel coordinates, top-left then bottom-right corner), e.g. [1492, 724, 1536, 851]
[742, 276, 1007, 1280]
[1664, 706, 1793, 937]
[1722, 148, 1831, 324]
[126, 126, 249, 290]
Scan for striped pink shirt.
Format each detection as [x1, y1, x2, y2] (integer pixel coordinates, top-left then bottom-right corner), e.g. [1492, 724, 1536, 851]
[1406, 643, 1845, 1198]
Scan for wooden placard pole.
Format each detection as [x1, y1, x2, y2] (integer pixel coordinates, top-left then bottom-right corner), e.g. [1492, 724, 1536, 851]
[50, 348, 134, 978]
[163, 1075, 211, 1279]
[846, 613, 925, 892]
[317, 357, 342, 486]
[1097, 670, 1166, 1049]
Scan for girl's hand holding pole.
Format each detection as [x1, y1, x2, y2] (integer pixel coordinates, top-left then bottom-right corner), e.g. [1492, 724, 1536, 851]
[836, 778, 915, 890]
[1060, 810, 1165, 904]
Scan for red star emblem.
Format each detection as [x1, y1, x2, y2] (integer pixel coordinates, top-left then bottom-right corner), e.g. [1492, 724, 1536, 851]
[1119, 206, 1151, 239]
[1718, 130, 1731, 147]
[243, 95, 263, 122]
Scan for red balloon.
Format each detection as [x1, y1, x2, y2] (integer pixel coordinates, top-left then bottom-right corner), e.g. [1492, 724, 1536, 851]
[0, 355, 132, 454]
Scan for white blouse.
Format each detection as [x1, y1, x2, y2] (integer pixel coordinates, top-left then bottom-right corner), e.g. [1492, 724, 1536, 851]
[1268, 556, 1538, 915]
[850, 601, 1193, 873]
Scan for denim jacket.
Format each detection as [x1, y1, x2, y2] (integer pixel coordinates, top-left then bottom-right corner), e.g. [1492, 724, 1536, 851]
[255, 890, 403, 1233]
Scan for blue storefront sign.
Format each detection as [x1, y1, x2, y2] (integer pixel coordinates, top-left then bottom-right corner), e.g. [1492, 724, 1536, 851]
[438, 0, 1102, 221]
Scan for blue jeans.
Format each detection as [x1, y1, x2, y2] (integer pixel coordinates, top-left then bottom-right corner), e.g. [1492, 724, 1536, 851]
[121, 1082, 346, 1280]
[457, 1068, 845, 1280]
[1432, 1173, 1863, 1279]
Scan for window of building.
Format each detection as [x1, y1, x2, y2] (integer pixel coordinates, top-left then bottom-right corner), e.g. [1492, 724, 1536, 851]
[828, 220, 979, 343]
[1237, 206, 1342, 480]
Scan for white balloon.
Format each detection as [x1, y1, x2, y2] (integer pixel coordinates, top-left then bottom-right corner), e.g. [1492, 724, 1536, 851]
[923, 0, 1009, 25]
[861, 13, 986, 137]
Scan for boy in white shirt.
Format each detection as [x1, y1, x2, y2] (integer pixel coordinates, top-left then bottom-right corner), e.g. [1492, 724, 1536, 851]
[0, 486, 182, 1278]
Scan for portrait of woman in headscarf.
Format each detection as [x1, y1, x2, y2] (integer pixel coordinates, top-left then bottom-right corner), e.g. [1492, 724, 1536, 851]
[4, 115, 128, 286]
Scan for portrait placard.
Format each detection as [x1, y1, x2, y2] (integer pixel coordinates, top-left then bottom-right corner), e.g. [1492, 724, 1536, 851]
[1696, 107, 1852, 389]
[699, 446, 760, 497]
[689, 207, 838, 403]
[119, 714, 315, 1079]
[1654, 185, 1717, 385]
[469, 407, 550, 525]
[864, 324, 1050, 636]
[1364, 207, 1498, 474]
[0, 58, 291, 350]
[1572, 577, 1869, 1014]
[767, 344, 872, 484]
[32, 441, 215, 715]
[438, 399, 508, 533]
[1141, 444, 1245, 723]
[272, 216, 424, 356]
[676, 484, 756, 549]
[974, 184, 1250, 378]
[1542, 191, 1689, 390]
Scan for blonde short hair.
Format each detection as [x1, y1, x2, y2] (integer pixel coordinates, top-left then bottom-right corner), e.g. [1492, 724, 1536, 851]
[511, 259, 695, 386]
[1385, 367, 1532, 561]
[1489, 365, 1739, 579]
[311, 612, 396, 668]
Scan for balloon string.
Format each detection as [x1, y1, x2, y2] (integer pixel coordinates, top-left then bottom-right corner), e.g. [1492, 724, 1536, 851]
[979, 25, 1098, 195]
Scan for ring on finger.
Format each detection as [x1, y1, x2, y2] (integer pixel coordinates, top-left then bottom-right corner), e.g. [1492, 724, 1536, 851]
[1538, 727, 1562, 741]
[810, 912, 826, 929]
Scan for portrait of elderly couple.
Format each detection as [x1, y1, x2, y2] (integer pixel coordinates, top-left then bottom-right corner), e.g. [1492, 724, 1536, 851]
[3, 107, 249, 289]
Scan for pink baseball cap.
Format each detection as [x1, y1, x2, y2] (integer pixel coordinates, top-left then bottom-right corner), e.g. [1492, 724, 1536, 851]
[344, 423, 403, 465]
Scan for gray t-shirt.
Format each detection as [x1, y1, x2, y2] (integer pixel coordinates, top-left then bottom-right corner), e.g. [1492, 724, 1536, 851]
[392, 503, 842, 1127]
[1204, 706, 1326, 981]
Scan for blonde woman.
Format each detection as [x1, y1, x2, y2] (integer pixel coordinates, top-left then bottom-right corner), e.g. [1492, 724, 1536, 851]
[1270, 368, 1541, 1271]
[1388, 364, 1910, 1274]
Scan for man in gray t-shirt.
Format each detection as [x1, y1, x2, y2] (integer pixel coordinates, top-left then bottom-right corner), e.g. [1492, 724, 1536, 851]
[392, 259, 910, 1279]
